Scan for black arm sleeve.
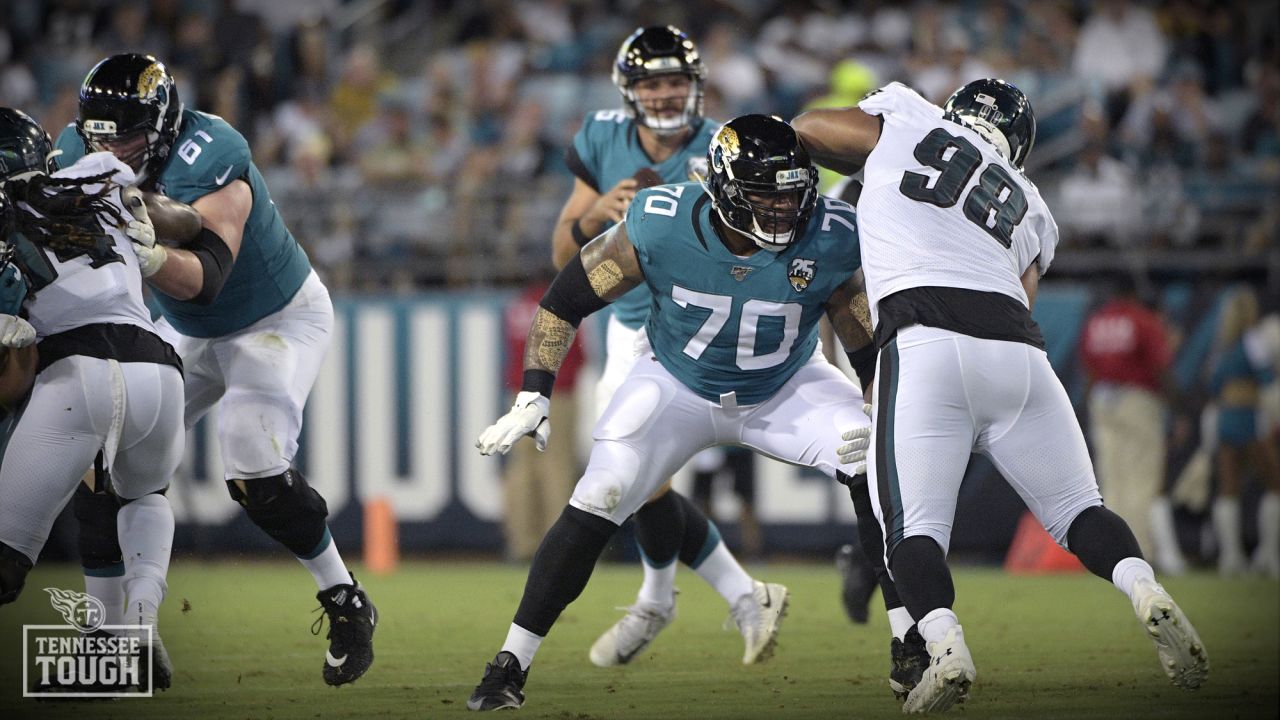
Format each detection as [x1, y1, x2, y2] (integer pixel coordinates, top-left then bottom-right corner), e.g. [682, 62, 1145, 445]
[188, 227, 234, 306]
[564, 146, 599, 192]
[846, 343, 877, 393]
[538, 253, 610, 328]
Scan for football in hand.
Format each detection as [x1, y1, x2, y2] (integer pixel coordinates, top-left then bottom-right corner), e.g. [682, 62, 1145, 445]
[633, 167, 663, 190]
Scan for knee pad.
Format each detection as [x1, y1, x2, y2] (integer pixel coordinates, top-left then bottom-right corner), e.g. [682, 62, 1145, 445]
[73, 482, 124, 572]
[227, 469, 329, 557]
[0, 541, 34, 606]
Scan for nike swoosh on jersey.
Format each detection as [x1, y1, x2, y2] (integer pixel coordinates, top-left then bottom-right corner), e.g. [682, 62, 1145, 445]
[761, 587, 772, 608]
[214, 165, 233, 185]
[325, 650, 348, 668]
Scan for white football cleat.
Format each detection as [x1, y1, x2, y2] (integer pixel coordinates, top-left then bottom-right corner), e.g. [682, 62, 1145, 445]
[1132, 578, 1209, 690]
[730, 581, 789, 665]
[589, 595, 676, 667]
[903, 625, 976, 714]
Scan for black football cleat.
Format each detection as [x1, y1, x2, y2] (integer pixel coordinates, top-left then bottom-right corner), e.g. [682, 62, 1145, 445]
[889, 625, 930, 700]
[467, 651, 528, 711]
[313, 574, 377, 686]
[836, 543, 877, 624]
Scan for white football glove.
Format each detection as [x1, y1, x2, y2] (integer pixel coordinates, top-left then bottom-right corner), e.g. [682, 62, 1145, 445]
[476, 391, 551, 455]
[836, 403, 873, 474]
[120, 187, 166, 278]
[0, 313, 36, 348]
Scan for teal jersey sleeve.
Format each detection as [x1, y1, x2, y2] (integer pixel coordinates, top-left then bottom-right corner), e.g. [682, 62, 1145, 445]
[0, 262, 29, 315]
[629, 184, 861, 404]
[156, 115, 251, 204]
[53, 124, 87, 170]
[150, 110, 312, 337]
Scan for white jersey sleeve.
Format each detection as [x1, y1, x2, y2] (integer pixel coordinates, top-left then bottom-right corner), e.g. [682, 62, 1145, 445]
[853, 83, 1058, 324]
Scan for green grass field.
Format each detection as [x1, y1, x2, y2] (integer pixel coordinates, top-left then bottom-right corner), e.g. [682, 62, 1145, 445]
[0, 560, 1276, 719]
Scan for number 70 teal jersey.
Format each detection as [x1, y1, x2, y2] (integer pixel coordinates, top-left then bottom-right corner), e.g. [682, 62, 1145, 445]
[624, 182, 861, 405]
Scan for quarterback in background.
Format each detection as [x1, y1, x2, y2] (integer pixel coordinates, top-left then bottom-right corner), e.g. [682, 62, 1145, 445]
[54, 54, 376, 686]
[550, 24, 783, 670]
[794, 80, 1209, 712]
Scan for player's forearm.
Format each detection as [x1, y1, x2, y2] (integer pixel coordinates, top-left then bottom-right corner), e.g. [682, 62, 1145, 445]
[142, 192, 203, 243]
[144, 227, 235, 305]
[792, 109, 874, 175]
[551, 220, 581, 270]
[144, 246, 207, 301]
[523, 307, 577, 375]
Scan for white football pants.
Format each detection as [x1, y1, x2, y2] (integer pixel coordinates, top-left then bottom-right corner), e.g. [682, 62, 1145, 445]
[0, 356, 183, 562]
[570, 345, 868, 525]
[867, 325, 1103, 564]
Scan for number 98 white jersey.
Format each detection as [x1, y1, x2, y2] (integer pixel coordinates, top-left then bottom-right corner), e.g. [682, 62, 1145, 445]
[855, 83, 1059, 328]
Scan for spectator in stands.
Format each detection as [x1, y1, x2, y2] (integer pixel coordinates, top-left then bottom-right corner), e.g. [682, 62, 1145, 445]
[329, 44, 397, 160]
[911, 28, 996, 104]
[356, 93, 434, 187]
[1057, 136, 1142, 247]
[501, 276, 586, 562]
[1209, 286, 1280, 577]
[1080, 272, 1187, 574]
[1073, 0, 1168, 124]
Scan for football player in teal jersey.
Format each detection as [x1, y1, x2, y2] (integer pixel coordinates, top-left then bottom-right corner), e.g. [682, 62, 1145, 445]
[54, 54, 376, 686]
[468, 115, 878, 711]
[550, 25, 784, 671]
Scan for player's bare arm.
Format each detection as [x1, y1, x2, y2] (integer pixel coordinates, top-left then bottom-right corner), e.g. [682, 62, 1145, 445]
[143, 179, 247, 304]
[791, 107, 882, 176]
[1021, 259, 1040, 310]
[825, 269, 874, 351]
[141, 190, 203, 243]
[825, 269, 878, 399]
[528, 222, 645, 373]
[552, 177, 637, 269]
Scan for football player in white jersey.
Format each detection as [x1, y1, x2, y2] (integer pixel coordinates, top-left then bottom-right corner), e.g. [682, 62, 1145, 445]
[0, 108, 183, 689]
[794, 80, 1209, 712]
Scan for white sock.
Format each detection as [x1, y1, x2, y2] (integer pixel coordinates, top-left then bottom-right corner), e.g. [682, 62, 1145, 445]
[1256, 492, 1280, 559]
[888, 607, 915, 641]
[501, 624, 543, 670]
[298, 528, 353, 590]
[916, 608, 959, 646]
[1110, 556, 1157, 604]
[117, 494, 174, 630]
[636, 560, 677, 609]
[85, 573, 126, 630]
[691, 540, 755, 606]
[1212, 496, 1245, 567]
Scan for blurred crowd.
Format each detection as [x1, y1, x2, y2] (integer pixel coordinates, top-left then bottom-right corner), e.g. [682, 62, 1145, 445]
[2, 0, 1277, 289]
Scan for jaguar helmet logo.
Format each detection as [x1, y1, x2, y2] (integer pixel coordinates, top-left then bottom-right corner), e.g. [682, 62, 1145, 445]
[136, 63, 165, 99]
[710, 125, 740, 171]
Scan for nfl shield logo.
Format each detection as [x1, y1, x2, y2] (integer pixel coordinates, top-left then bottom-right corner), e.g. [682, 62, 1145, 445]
[730, 266, 752, 281]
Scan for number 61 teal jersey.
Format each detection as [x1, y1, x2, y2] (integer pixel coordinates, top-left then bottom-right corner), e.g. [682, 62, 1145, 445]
[624, 182, 861, 405]
[55, 110, 312, 338]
